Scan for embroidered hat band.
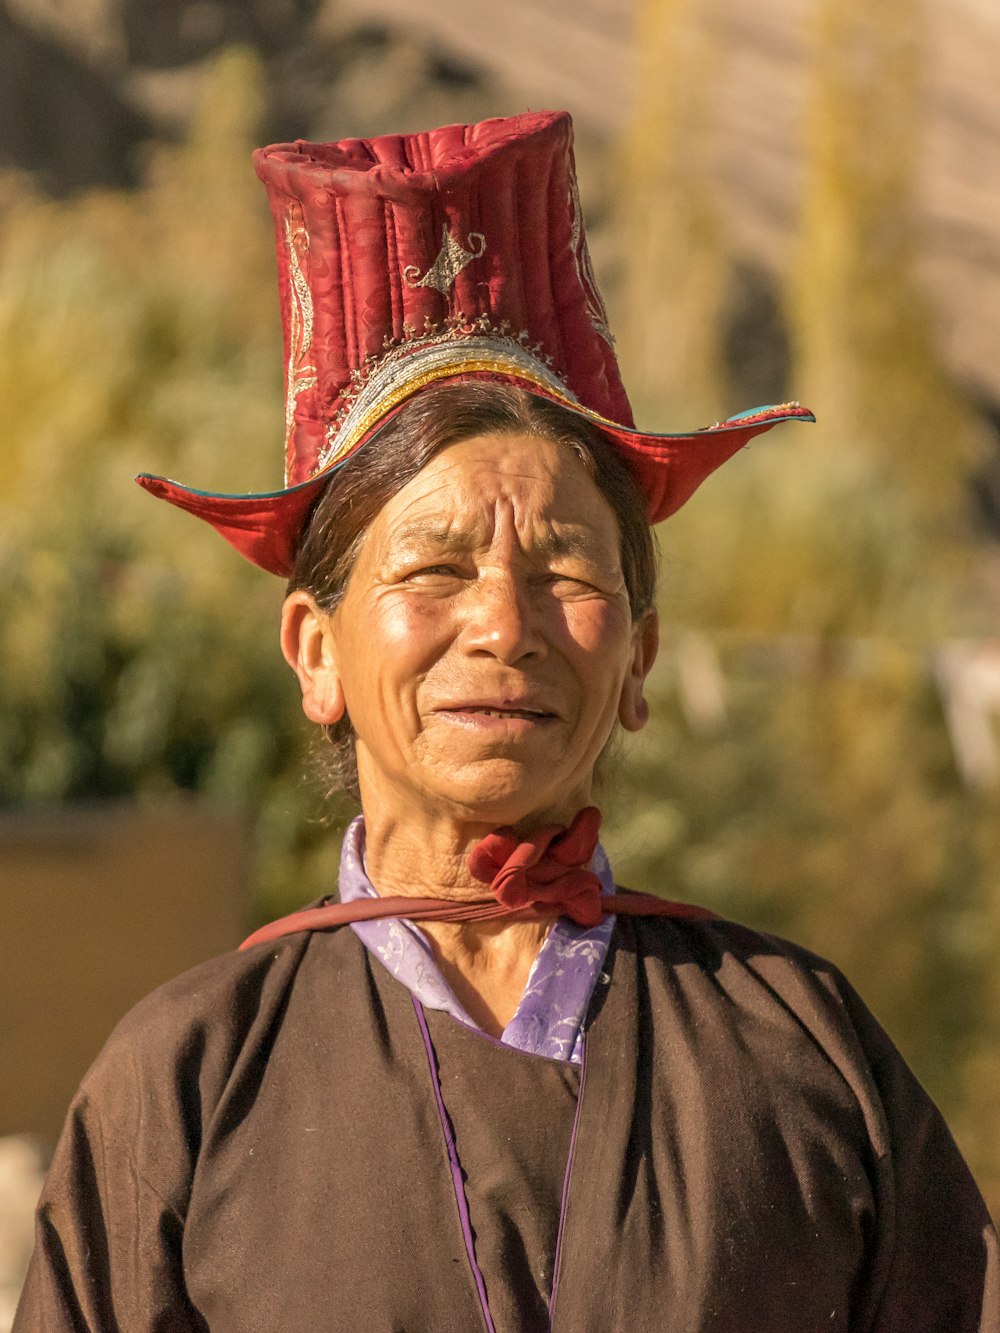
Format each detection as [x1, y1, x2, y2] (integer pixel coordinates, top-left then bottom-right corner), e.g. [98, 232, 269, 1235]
[317, 323, 581, 474]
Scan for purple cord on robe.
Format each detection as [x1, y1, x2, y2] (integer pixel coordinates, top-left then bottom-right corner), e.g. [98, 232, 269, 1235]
[338, 816, 614, 1065]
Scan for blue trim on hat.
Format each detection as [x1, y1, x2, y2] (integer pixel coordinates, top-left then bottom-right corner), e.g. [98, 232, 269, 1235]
[725, 404, 816, 424]
[133, 472, 327, 502]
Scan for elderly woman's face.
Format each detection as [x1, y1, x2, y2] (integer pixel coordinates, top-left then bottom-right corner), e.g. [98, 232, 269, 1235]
[297, 432, 656, 826]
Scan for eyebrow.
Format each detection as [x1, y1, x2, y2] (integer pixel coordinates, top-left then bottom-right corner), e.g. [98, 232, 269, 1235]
[537, 530, 597, 559]
[388, 520, 602, 561]
[389, 520, 470, 551]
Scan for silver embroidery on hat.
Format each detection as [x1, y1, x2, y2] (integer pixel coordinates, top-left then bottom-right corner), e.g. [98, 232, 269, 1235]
[316, 323, 576, 471]
[403, 226, 487, 295]
[568, 174, 614, 348]
[283, 208, 318, 477]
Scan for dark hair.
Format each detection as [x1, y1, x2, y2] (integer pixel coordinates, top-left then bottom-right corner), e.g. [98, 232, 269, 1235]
[289, 381, 659, 797]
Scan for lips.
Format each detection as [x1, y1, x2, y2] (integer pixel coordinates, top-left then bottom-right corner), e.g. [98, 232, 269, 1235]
[436, 700, 559, 720]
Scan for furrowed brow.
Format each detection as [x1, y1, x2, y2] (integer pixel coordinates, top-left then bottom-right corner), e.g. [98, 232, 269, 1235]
[388, 520, 604, 563]
[389, 519, 478, 554]
[537, 529, 599, 560]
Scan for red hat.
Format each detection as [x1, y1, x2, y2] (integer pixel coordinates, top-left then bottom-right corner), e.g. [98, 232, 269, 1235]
[136, 110, 812, 575]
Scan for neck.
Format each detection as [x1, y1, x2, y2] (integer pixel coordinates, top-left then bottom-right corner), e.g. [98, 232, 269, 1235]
[355, 793, 589, 1037]
[418, 917, 552, 1037]
[361, 811, 489, 901]
[357, 791, 586, 901]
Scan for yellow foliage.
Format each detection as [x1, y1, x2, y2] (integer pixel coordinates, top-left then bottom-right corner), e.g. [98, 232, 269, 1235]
[0, 49, 349, 923]
[791, 0, 986, 509]
[620, 0, 1000, 1218]
[617, 0, 727, 424]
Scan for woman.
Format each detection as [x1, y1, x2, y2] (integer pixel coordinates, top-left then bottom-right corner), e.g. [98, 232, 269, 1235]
[17, 112, 997, 1331]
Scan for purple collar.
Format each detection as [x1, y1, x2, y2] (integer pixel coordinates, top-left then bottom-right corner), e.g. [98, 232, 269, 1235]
[337, 816, 614, 1065]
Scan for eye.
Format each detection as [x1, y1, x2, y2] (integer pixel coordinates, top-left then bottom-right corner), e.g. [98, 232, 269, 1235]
[543, 568, 601, 594]
[405, 563, 464, 581]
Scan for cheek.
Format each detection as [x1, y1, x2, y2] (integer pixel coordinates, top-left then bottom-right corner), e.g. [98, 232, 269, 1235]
[341, 605, 444, 750]
[342, 598, 454, 707]
[560, 601, 633, 665]
[375, 596, 454, 655]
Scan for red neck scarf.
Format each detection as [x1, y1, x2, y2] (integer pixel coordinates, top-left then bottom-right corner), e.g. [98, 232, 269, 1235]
[240, 806, 715, 952]
[468, 806, 604, 927]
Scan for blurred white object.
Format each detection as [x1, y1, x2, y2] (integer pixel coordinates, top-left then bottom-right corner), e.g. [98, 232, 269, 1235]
[674, 631, 729, 735]
[933, 640, 1000, 788]
[0, 1137, 46, 1333]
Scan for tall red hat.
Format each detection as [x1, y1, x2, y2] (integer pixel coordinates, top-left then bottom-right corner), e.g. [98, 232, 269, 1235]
[136, 110, 812, 575]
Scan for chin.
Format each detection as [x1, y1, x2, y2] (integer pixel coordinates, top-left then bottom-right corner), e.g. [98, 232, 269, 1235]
[421, 760, 586, 828]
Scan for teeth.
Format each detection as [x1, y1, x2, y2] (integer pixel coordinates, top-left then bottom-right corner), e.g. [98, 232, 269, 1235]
[471, 708, 542, 718]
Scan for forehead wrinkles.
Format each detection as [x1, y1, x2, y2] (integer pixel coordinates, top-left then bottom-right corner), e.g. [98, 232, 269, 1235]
[383, 497, 615, 567]
[365, 434, 622, 569]
[383, 463, 562, 546]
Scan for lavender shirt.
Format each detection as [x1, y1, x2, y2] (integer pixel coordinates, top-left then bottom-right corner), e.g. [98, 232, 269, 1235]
[338, 816, 614, 1065]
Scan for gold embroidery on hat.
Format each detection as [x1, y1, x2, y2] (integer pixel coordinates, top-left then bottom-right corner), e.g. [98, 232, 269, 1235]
[315, 317, 574, 472]
[403, 226, 487, 296]
[283, 209, 318, 477]
[568, 174, 614, 348]
[319, 359, 578, 473]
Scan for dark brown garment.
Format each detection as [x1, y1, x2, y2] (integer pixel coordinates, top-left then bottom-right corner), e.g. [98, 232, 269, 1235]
[15, 917, 1000, 1332]
[422, 1006, 580, 1330]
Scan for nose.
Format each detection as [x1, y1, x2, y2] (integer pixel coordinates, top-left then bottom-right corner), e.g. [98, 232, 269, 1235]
[457, 568, 548, 665]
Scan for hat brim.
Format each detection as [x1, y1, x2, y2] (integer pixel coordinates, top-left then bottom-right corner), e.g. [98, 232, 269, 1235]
[135, 376, 814, 577]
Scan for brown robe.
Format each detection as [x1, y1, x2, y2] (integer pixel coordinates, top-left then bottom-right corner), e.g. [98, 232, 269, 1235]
[14, 915, 1000, 1331]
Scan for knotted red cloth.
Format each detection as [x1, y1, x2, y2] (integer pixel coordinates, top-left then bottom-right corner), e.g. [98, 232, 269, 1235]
[467, 805, 604, 927]
[239, 807, 716, 951]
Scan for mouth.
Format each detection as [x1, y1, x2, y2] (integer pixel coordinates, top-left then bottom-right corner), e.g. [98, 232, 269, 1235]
[434, 701, 560, 729]
[457, 705, 553, 719]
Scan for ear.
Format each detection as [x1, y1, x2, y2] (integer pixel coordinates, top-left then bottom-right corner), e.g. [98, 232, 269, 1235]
[279, 590, 346, 725]
[618, 608, 659, 733]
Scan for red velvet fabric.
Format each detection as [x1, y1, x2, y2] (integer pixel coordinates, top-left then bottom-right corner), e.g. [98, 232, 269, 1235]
[253, 113, 632, 488]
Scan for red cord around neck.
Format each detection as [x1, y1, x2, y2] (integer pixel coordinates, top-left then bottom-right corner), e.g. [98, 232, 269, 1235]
[239, 806, 716, 951]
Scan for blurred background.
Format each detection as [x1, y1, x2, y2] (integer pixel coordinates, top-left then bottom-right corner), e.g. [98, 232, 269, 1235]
[1, 0, 999, 1313]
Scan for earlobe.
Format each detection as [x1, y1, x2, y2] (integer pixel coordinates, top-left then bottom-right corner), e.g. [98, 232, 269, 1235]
[280, 591, 346, 725]
[618, 609, 660, 733]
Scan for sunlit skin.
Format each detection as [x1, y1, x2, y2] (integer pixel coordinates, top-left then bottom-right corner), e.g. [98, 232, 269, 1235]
[282, 431, 659, 1032]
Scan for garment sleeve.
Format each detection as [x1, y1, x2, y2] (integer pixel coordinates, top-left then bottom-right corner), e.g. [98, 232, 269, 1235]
[838, 981, 1000, 1332]
[13, 1028, 207, 1331]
